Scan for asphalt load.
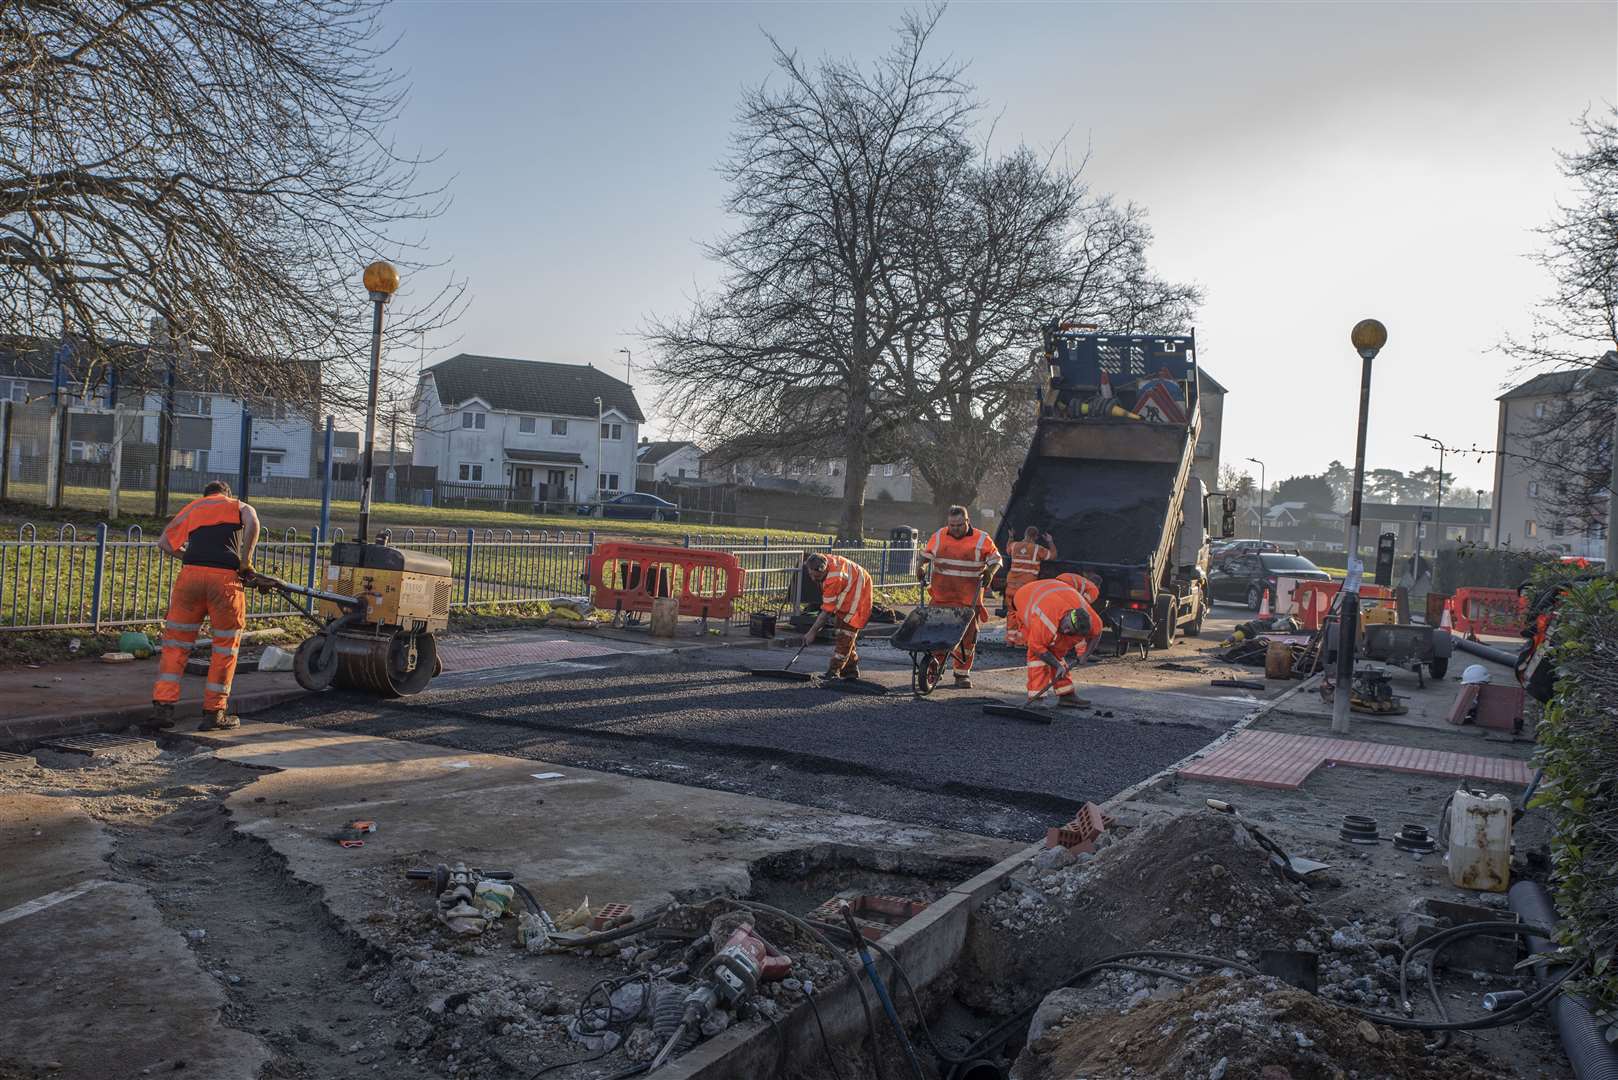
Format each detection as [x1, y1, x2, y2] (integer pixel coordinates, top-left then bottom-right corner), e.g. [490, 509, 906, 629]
[277, 657, 1232, 841]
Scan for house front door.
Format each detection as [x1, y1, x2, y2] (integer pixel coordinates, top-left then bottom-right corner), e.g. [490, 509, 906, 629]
[514, 467, 533, 492]
[548, 469, 567, 499]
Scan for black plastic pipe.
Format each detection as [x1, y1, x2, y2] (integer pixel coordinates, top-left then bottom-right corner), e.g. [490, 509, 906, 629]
[1453, 636, 1522, 668]
[1507, 881, 1618, 1080]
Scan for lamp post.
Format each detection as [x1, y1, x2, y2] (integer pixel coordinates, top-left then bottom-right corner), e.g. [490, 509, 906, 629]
[1333, 318, 1386, 735]
[357, 260, 399, 544]
[1246, 457, 1267, 541]
[594, 395, 604, 508]
[618, 347, 633, 384]
[1414, 434, 1454, 562]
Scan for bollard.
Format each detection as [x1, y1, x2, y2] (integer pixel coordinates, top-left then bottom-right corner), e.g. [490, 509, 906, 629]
[91, 523, 108, 631]
[463, 528, 475, 607]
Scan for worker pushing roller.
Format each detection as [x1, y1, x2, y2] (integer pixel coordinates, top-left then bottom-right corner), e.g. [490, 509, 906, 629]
[917, 505, 1001, 689]
[1002, 525, 1057, 647]
[1015, 572, 1103, 709]
[801, 552, 873, 679]
[147, 481, 260, 731]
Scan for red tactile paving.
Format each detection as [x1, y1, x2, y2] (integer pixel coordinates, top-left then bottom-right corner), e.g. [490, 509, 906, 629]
[1177, 730, 1533, 791]
[436, 638, 621, 673]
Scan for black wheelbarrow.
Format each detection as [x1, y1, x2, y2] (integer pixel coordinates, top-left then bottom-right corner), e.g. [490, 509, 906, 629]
[889, 592, 975, 696]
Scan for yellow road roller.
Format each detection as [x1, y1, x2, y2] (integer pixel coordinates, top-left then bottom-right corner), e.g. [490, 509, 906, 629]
[250, 540, 453, 697]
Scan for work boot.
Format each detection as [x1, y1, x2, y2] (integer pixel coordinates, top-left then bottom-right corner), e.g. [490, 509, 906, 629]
[952, 674, 973, 689]
[143, 702, 176, 731]
[1057, 694, 1092, 709]
[198, 710, 240, 731]
[1022, 696, 1054, 710]
[841, 662, 861, 681]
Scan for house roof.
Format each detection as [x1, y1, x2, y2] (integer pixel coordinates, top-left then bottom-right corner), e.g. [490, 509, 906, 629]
[1498, 354, 1618, 400]
[637, 440, 698, 464]
[423, 354, 645, 423]
[503, 449, 584, 465]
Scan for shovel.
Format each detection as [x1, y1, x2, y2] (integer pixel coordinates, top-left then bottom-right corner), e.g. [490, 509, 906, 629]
[748, 636, 816, 683]
[982, 676, 1061, 725]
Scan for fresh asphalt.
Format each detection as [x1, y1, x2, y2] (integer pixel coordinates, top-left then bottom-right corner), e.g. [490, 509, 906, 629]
[277, 616, 1258, 842]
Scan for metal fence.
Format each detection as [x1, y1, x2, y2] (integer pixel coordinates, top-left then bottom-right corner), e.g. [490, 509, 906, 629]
[0, 523, 918, 633]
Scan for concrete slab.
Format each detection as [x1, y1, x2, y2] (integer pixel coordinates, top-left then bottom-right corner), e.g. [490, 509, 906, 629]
[0, 797, 268, 1080]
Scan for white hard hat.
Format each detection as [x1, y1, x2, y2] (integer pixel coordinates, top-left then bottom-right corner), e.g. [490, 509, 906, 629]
[1461, 664, 1490, 685]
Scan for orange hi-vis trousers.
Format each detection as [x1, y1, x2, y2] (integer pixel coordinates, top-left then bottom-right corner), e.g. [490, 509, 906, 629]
[152, 565, 247, 711]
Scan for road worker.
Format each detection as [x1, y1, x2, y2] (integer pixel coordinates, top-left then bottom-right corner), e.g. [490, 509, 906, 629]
[1002, 525, 1057, 647]
[1015, 572, 1103, 708]
[802, 551, 873, 679]
[917, 505, 1002, 689]
[147, 480, 261, 732]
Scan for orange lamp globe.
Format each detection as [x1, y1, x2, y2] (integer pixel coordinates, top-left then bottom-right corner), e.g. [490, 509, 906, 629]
[1350, 318, 1387, 359]
[363, 260, 400, 296]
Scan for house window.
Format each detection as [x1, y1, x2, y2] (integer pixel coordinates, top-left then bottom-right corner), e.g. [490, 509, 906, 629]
[551, 418, 567, 436]
[600, 422, 622, 440]
[1534, 402, 1546, 419]
[7, 380, 28, 403]
[461, 412, 485, 430]
[519, 416, 536, 434]
[884, 463, 895, 477]
[246, 398, 288, 421]
[173, 392, 211, 416]
[1525, 520, 1538, 538]
[458, 463, 483, 482]
[677, 468, 687, 478]
[1528, 481, 1538, 497]
[599, 473, 620, 493]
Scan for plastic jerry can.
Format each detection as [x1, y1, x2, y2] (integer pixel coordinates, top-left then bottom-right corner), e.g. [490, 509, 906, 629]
[1447, 790, 1512, 892]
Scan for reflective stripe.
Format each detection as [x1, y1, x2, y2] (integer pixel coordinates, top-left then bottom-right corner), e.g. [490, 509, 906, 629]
[160, 638, 189, 650]
[157, 673, 182, 683]
[211, 629, 241, 640]
[166, 620, 202, 631]
[1033, 608, 1058, 633]
[932, 557, 986, 568]
[205, 681, 231, 694]
[1026, 661, 1045, 669]
[212, 645, 238, 656]
[1055, 684, 1074, 695]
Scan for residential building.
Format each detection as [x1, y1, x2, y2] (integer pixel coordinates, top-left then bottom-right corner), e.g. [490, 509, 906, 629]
[698, 443, 929, 502]
[1491, 357, 1615, 558]
[412, 354, 644, 501]
[1360, 502, 1491, 556]
[636, 439, 702, 483]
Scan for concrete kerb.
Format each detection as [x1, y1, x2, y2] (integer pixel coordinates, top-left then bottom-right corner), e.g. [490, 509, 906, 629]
[662, 676, 1319, 1079]
[0, 685, 310, 751]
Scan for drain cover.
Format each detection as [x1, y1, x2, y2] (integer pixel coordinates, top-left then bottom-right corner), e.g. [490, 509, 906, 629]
[0, 750, 36, 772]
[38, 732, 152, 755]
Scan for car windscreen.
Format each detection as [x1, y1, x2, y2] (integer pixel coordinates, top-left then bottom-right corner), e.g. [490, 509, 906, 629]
[1261, 555, 1322, 573]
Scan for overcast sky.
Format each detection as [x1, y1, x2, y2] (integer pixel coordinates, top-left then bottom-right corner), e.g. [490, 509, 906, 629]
[383, 0, 1616, 493]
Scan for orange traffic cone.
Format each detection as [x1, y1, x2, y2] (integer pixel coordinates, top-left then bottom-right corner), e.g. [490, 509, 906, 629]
[1440, 602, 1453, 631]
[1258, 588, 1272, 619]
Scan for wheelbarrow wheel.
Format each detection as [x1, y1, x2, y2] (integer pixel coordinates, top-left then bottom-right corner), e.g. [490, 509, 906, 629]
[912, 653, 944, 696]
[293, 634, 339, 692]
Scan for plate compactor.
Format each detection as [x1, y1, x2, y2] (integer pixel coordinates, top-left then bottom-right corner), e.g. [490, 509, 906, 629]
[250, 541, 453, 697]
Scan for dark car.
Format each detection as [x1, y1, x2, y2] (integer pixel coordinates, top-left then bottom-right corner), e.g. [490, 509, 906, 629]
[1210, 538, 1289, 559]
[594, 492, 680, 522]
[1208, 551, 1331, 610]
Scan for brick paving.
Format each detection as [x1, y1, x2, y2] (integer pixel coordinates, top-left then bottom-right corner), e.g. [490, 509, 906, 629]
[1177, 729, 1533, 791]
[435, 638, 621, 673]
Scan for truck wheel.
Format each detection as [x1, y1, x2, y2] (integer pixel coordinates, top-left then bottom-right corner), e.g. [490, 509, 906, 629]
[1151, 594, 1176, 651]
[1429, 657, 1449, 680]
[1187, 594, 1206, 636]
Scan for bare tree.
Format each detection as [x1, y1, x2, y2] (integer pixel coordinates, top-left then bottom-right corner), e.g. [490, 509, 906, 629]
[647, 7, 973, 540]
[0, 0, 461, 410]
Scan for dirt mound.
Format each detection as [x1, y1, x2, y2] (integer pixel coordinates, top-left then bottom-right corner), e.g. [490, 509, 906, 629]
[1012, 974, 1514, 1080]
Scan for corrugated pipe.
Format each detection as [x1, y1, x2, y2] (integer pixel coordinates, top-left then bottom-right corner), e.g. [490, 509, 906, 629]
[1454, 636, 1523, 668]
[1507, 881, 1618, 1080]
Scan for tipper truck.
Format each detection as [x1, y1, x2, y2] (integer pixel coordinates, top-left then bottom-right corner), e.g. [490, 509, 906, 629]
[994, 325, 1235, 655]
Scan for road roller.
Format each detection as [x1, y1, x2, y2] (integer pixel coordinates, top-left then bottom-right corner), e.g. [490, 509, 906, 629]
[249, 540, 453, 697]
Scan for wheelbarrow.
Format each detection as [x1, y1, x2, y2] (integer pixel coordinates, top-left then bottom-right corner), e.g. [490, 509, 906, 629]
[889, 588, 976, 696]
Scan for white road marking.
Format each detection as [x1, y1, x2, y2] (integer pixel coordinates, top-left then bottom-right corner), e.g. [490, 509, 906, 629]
[0, 879, 110, 926]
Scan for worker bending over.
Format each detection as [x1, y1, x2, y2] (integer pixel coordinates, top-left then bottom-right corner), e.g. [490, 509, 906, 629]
[918, 505, 1001, 689]
[1016, 572, 1102, 708]
[1002, 525, 1057, 647]
[802, 552, 873, 679]
[148, 481, 260, 731]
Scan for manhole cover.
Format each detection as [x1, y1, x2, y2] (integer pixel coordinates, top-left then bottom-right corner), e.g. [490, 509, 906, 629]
[38, 732, 152, 755]
[186, 653, 262, 676]
[0, 750, 36, 772]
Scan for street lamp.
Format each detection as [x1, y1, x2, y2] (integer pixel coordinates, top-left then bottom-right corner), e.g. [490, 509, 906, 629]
[357, 260, 399, 545]
[618, 347, 633, 384]
[594, 395, 604, 508]
[1246, 457, 1267, 541]
[1333, 317, 1386, 735]
[1415, 434, 1454, 562]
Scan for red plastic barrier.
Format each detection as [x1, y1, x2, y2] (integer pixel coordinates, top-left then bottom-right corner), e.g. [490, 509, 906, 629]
[1293, 581, 1396, 631]
[1452, 587, 1526, 639]
[586, 542, 745, 620]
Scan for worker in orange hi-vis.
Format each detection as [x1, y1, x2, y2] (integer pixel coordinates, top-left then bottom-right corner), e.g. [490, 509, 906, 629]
[147, 480, 261, 732]
[1016, 573, 1103, 709]
[917, 505, 1002, 689]
[801, 551, 873, 679]
[1002, 525, 1057, 647]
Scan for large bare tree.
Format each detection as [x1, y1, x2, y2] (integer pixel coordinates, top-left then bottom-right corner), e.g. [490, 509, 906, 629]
[648, 7, 973, 540]
[0, 0, 460, 408]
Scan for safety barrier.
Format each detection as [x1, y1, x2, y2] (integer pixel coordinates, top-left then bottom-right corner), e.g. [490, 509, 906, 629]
[585, 542, 745, 621]
[1452, 587, 1526, 639]
[1293, 581, 1396, 631]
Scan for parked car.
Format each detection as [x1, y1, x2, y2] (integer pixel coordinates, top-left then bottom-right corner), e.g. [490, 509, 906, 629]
[1210, 538, 1288, 559]
[1208, 551, 1332, 610]
[585, 492, 681, 522]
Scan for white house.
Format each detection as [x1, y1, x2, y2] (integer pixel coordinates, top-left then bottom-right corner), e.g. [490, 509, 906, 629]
[636, 439, 702, 483]
[412, 354, 644, 502]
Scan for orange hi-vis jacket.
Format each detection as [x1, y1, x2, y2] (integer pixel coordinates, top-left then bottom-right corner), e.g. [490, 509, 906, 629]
[921, 526, 1002, 620]
[1018, 575, 1103, 659]
[161, 494, 246, 570]
[1005, 539, 1052, 589]
[820, 553, 873, 630]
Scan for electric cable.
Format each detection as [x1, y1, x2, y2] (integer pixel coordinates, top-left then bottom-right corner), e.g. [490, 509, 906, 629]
[804, 988, 848, 1080]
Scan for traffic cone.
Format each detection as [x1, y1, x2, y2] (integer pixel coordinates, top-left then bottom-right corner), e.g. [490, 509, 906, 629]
[1258, 588, 1272, 619]
[1440, 602, 1453, 631]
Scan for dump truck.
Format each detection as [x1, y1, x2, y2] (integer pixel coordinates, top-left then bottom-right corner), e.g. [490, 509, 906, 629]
[994, 326, 1235, 655]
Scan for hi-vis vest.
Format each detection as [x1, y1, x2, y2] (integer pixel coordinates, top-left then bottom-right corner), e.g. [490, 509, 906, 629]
[820, 553, 873, 630]
[921, 527, 1001, 608]
[1006, 540, 1052, 582]
[161, 495, 245, 570]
